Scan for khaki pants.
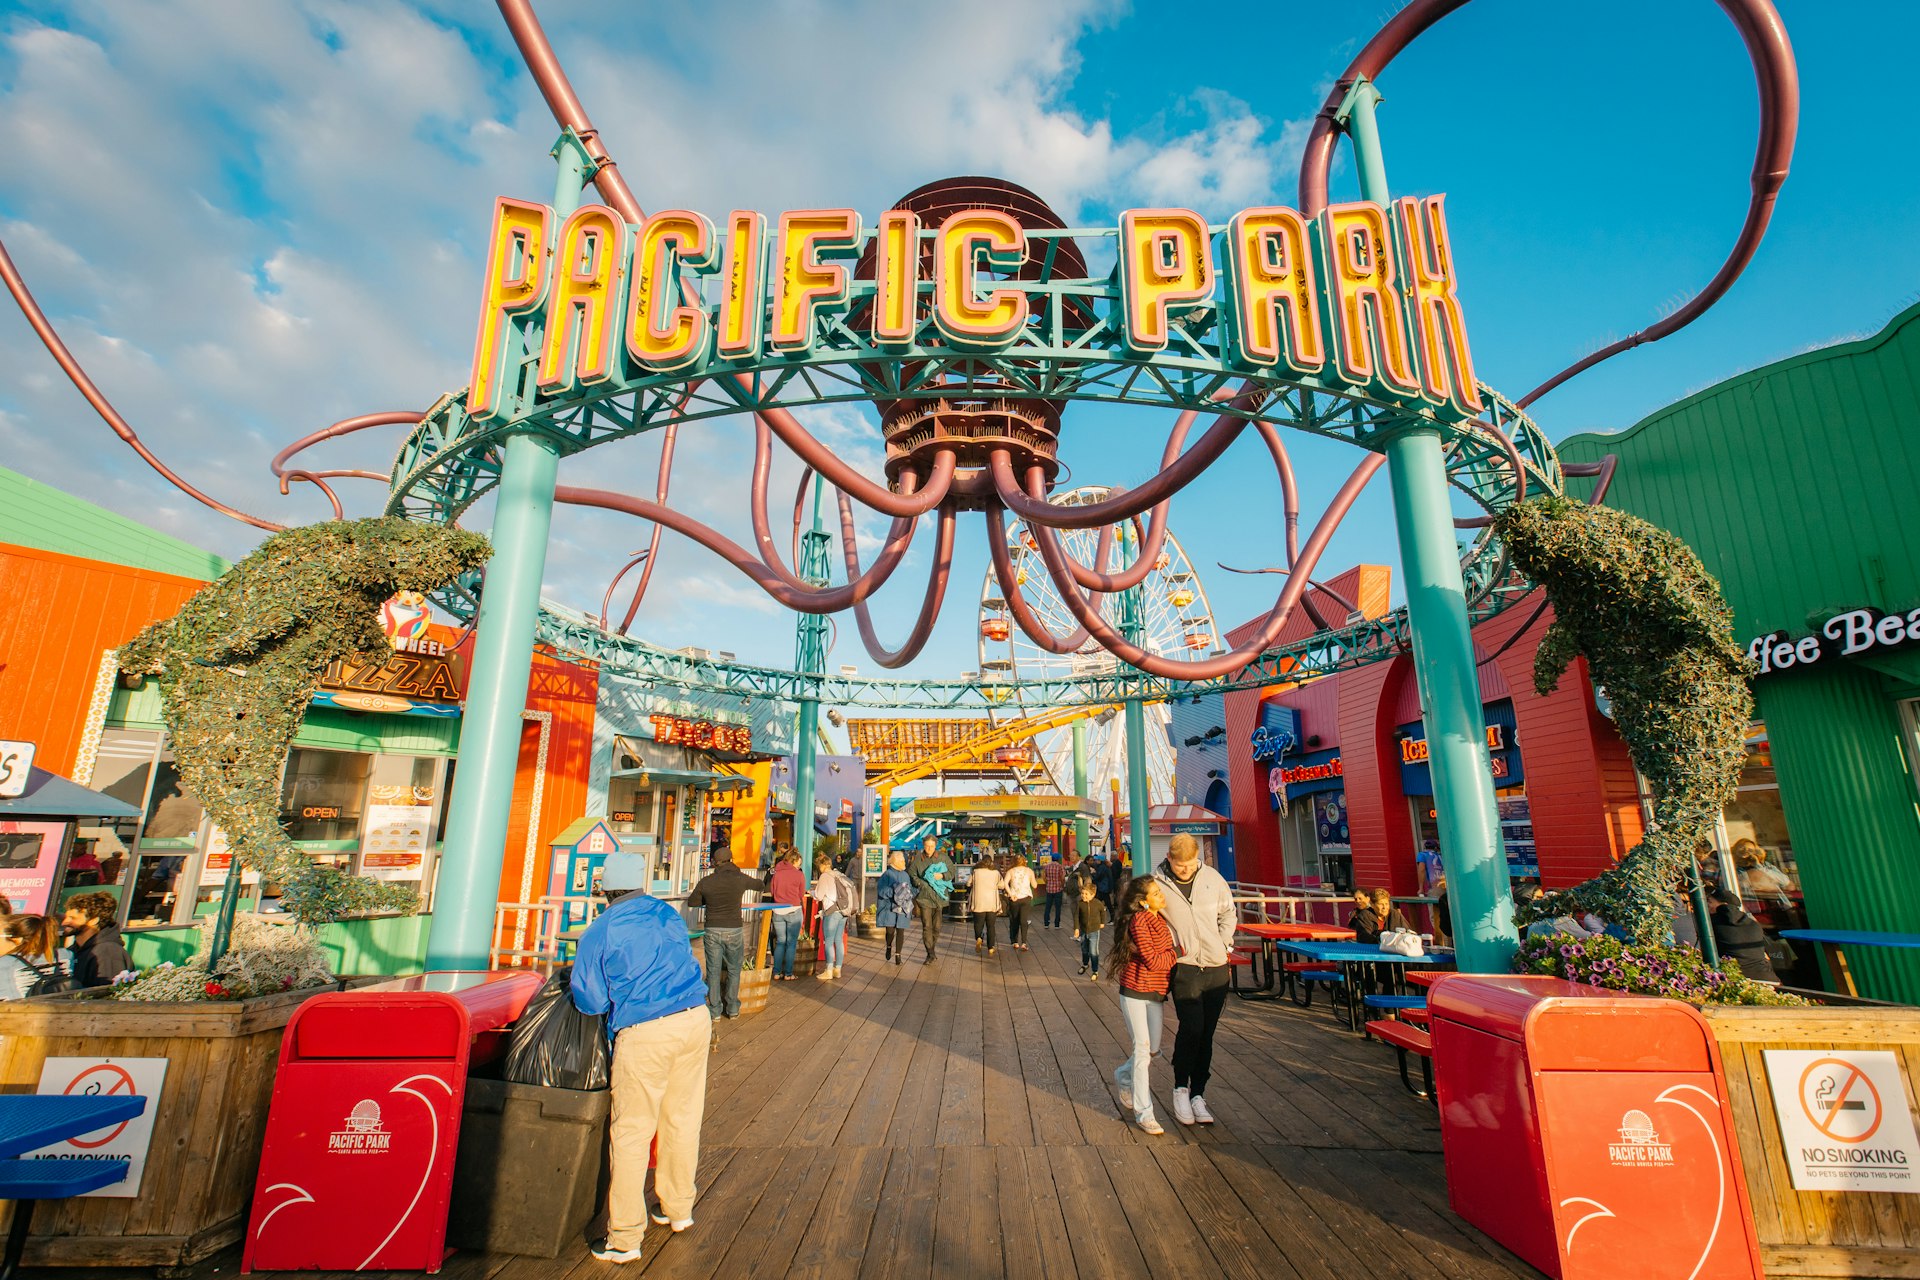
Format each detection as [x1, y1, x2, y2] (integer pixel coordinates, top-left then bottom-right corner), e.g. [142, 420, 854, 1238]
[606, 1006, 711, 1250]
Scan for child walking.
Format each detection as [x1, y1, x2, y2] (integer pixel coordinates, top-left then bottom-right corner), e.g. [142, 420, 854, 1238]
[1072, 878, 1109, 980]
[1108, 877, 1178, 1135]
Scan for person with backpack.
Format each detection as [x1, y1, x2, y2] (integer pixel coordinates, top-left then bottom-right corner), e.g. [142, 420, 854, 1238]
[907, 836, 953, 965]
[810, 854, 857, 981]
[0, 915, 75, 999]
[874, 852, 916, 967]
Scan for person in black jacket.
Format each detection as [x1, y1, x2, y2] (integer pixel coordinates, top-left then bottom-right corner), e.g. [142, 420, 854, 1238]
[1707, 888, 1779, 984]
[685, 857, 767, 1018]
[60, 892, 131, 988]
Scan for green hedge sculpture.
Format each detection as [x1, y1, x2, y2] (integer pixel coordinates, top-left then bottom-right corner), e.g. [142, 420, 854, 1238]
[118, 517, 491, 925]
[1493, 496, 1753, 943]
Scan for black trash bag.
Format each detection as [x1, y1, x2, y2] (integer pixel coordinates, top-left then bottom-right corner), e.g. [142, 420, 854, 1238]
[502, 965, 612, 1091]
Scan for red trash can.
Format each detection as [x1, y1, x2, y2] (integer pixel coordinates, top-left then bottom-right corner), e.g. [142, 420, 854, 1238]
[1430, 974, 1764, 1280]
[241, 970, 543, 1274]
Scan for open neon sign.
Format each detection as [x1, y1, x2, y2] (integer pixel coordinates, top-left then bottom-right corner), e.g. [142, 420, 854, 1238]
[469, 196, 1483, 421]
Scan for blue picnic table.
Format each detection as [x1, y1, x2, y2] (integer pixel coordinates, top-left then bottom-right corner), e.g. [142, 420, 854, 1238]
[0, 1093, 149, 1279]
[1275, 939, 1453, 1032]
[1779, 928, 1920, 998]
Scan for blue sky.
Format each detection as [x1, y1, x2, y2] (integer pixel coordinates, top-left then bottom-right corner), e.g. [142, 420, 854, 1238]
[1, 0, 1914, 699]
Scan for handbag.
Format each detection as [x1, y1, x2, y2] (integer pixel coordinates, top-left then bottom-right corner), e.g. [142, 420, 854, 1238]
[1379, 928, 1425, 957]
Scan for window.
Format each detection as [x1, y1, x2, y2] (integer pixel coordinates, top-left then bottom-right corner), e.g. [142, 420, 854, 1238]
[609, 778, 656, 836]
[69, 730, 157, 895]
[140, 750, 205, 845]
[360, 755, 441, 884]
[1709, 723, 1813, 985]
[278, 748, 372, 844]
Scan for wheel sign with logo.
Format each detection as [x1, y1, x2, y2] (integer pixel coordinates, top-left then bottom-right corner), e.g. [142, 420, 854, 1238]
[26, 1057, 168, 1197]
[1764, 1049, 1920, 1192]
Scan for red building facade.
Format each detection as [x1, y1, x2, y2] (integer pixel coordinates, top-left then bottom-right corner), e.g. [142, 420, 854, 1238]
[1225, 570, 1644, 896]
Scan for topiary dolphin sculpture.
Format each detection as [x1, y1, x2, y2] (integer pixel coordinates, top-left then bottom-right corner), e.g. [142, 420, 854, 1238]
[1492, 496, 1753, 943]
[118, 517, 491, 925]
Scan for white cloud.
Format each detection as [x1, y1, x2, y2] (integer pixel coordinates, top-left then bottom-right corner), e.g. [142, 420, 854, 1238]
[0, 0, 1311, 675]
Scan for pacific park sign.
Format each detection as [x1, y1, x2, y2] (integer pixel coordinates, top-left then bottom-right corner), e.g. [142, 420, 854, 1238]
[467, 196, 1485, 424]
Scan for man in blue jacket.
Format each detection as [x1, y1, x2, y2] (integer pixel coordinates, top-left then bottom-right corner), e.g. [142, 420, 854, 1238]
[572, 853, 711, 1264]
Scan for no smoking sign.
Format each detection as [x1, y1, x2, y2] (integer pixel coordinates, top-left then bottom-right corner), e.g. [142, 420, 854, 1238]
[1766, 1050, 1920, 1193]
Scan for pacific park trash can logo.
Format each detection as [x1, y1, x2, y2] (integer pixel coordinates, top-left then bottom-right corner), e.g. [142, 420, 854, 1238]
[1608, 1110, 1674, 1167]
[327, 1099, 392, 1154]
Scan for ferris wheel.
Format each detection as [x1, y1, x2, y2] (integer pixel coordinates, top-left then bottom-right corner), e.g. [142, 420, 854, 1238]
[975, 486, 1221, 814]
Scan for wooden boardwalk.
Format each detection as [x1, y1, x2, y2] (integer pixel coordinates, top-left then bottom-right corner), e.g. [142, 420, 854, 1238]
[66, 921, 1541, 1280]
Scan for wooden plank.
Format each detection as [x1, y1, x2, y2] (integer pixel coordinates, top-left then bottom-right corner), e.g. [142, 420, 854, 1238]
[1047, 1144, 1152, 1279]
[889, 961, 960, 1149]
[931, 1145, 1003, 1277]
[1244, 1144, 1459, 1280]
[1196, 1143, 1375, 1280]
[857, 1132, 941, 1280]
[981, 956, 1032, 1146]
[787, 1146, 891, 1280]
[934, 944, 988, 1147]
[1760, 1243, 1920, 1277]
[1718, 1037, 1790, 1247]
[1312, 1146, 1538, 1279]
[835, 962, 942, 1147]
[1102, 1143, 1246, 1278]
[993, 1145, 1072, 1280]
[639, 1144, 784, 1280]
[704, 1146, 832, 1276]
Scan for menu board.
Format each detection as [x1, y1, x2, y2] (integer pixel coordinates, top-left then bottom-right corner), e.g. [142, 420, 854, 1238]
[198, 827, 261, 888]
[361, 804, 431, 880]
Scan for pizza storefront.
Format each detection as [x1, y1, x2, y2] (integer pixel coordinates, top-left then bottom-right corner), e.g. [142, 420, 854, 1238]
[92, 611, 467, 928]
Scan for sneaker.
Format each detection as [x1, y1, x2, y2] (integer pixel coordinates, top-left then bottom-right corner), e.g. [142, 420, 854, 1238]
[1191, 1096, 1215, 1125]
[976, 940, 985, 952]
[1077, 963, 1088, 975]
[1088, 972, 1099, 982]
[649, 1210, 695, 1232]
[1172, 1087, 1195, 1126]
[893, 955, 902, 966]
[590, 1238, 643, 1264]
[1137, 1116, 1165, 1136]
[988, 948, 997, 957]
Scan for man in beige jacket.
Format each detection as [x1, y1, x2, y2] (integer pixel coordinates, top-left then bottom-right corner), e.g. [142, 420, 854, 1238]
[1152, 833, 1238, 1126]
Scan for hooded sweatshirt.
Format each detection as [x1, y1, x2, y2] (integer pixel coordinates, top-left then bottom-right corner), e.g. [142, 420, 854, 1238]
[1151, 859, 1237, 970]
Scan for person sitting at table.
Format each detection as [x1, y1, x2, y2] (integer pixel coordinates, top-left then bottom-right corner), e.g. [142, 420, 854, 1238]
[1371, 888, 1410, 937]
[1707, 886, 1779, 983]
[1346, 888, 1385, 944]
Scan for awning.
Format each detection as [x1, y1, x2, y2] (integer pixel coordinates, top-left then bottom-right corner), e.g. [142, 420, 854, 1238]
[611, 767, 756, 792]
[1145, 803, 1229, 834]
[0, 768, 142, 820]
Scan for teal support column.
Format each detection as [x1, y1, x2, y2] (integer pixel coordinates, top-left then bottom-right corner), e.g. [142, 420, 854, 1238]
[1124, 701, 1151, 877]
[1118, 525, 1154, 877]
[791, 475, 831, 886]
[1072, 719, 1090, 859]
[425, 137, 586, 970]
[1342, 78, 1517, 973]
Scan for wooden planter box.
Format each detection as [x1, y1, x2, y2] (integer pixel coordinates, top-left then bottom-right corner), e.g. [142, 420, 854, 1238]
[1703, 1005, 1920, 1280]
[0, 982, 365, 1273]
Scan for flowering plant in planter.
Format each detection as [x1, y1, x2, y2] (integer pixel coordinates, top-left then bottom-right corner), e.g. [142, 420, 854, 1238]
[1515, 934, 1804, 1007]
[113, 915, 336, 1002]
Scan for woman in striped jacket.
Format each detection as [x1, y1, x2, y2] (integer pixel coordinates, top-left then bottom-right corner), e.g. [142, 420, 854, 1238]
[1107, 877, 1179, 1134]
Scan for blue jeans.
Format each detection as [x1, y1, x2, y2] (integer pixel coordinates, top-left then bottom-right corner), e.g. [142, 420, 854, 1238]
[820, 912, 846, 969]
[703, 926, 745, 1016]
[1115, 992, 1163, 1124]
[1079, 931, 1100, 974]
[771, 911, 800, 977]
[1043, 891, 1064, 927]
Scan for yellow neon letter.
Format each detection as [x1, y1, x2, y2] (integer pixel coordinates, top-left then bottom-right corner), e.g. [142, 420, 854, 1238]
[715, 210, 766, 360]
[468, 196, 552, 419]
[933, 210, 1027, 347]
[1395, 195, 1483, 416]
[872, 209, 922, 345]
[536, 205, 630, 392]
[768, 210, 862, 352]
[626, 210, 717, 373]
[1118, 209, 1213, 353]
[1320, 202, 1419, 396]
[1225, 207, 1325, 375]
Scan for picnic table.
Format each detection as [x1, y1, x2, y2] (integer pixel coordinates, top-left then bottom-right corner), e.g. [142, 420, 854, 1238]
[1232, 922, 1357, 1000]
[1274, 939, 1452, 1031]
[0, 1093, 149, 1280]
[1779, 928, 1920, 997]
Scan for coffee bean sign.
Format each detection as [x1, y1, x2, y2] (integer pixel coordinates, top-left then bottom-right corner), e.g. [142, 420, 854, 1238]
[1746, 607, 1920, 675]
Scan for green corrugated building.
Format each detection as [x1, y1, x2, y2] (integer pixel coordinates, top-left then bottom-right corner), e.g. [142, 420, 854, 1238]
[1560, 301, 1920, 1003]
